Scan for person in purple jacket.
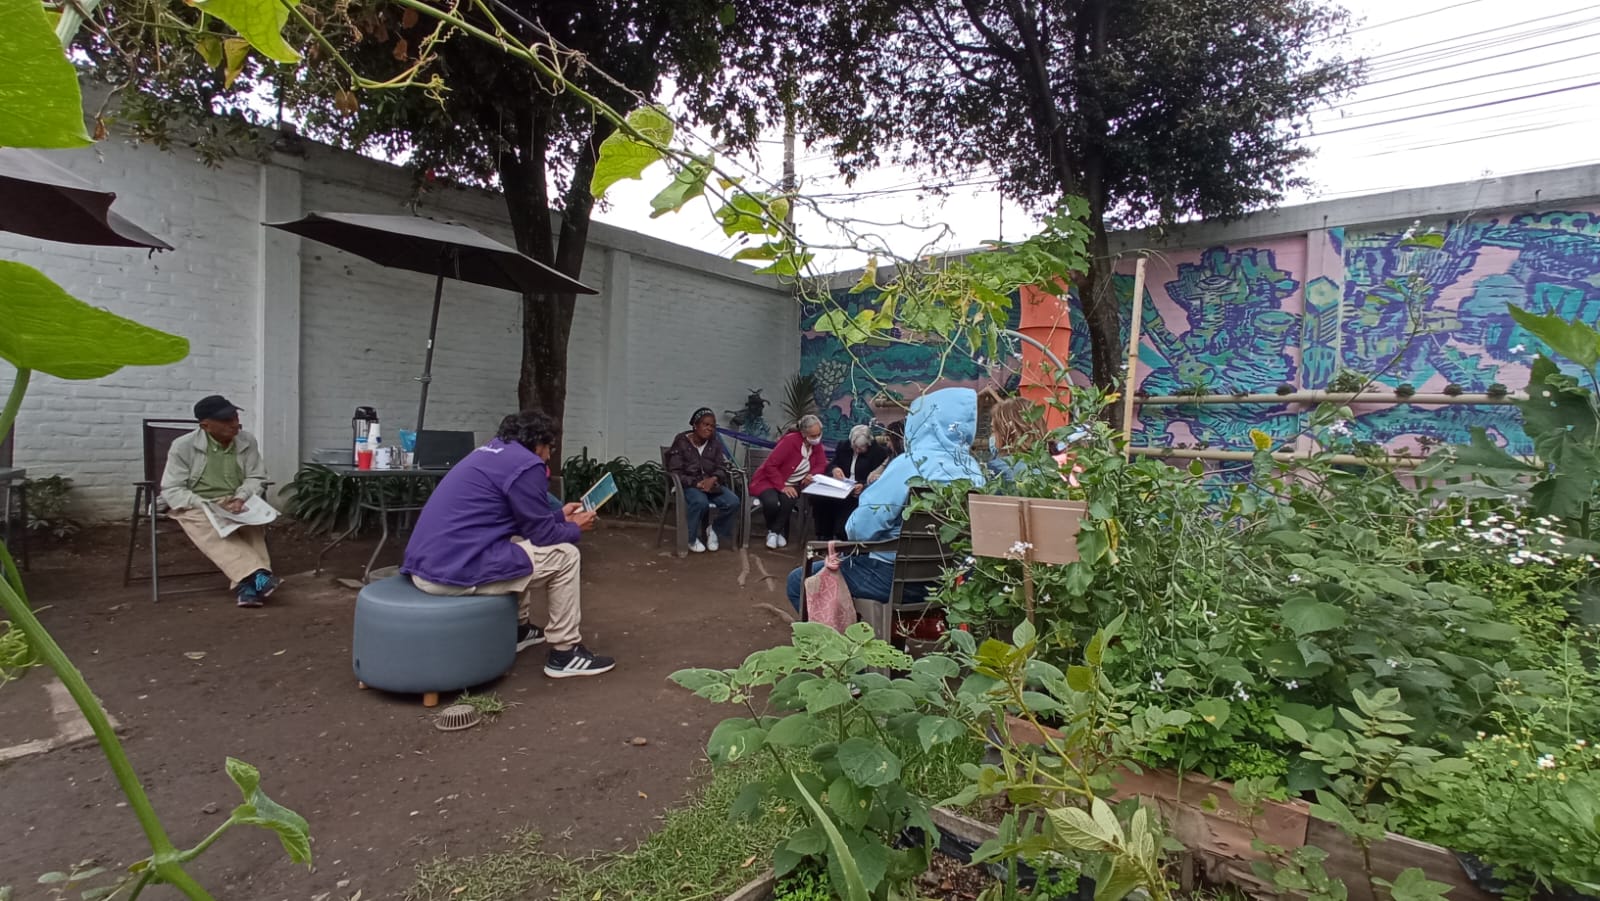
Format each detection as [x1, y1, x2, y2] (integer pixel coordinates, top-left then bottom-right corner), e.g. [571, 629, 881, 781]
[402, 411, 614, 679]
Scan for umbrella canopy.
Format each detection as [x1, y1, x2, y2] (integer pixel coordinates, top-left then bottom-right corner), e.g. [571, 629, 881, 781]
[264, 211, 597, 433]
[0, 148, 173, 250]
[263, 211, 596, 296]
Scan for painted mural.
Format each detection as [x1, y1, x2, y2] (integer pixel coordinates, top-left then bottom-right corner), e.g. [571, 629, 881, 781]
[801, 206, 1600, 457]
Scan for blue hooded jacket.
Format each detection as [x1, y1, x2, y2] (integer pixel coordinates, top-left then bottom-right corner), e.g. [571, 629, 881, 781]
[845, 387, 986, 562]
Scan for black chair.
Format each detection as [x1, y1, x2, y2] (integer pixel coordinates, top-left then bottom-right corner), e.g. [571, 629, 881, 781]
[797, 500, 954, 645]
[122, 419, 272, 602]
[655, 446, 750, 556]
[745, 446, 814, 553]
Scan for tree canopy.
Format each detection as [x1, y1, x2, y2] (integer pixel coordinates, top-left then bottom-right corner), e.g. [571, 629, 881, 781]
[87, 0, 802, 461]
[798, 0, 1358, 388]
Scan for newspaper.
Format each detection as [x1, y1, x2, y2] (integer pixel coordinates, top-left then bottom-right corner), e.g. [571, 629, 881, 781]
[802, 474, 856, 499]
[202, 495, 279, 538]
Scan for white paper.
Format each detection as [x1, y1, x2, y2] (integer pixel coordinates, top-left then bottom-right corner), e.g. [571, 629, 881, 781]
[202, 495, 279, 538]
[802, 474, 856, 499]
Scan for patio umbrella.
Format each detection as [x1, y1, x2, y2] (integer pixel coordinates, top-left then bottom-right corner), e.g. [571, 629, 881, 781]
[264, 211, 597, 432]
[0, 148, 173, 250]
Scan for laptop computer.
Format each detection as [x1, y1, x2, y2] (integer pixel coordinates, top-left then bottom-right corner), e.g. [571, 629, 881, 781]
[414, 430, 477, 470]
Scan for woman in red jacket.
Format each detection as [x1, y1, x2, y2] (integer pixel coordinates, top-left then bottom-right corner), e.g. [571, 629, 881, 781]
[748, 414, 828, 549]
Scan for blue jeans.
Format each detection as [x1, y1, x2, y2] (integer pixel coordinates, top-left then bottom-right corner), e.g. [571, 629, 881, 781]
[787, 555, 925, 613]
[684, 486, 739, 540]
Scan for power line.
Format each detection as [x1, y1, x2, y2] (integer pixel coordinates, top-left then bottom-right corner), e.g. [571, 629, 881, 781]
[1306, 78, 1600, 137]
[1344, 0, 1490, 36]
[1321, 70, 1600, 122]
[1359, 8, 1598, 66]
[1328, 47, 1599, 110]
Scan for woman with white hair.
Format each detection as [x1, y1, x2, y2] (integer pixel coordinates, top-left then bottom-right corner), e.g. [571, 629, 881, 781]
[748, 414, 829, 549]
[811, 423, 889, 540]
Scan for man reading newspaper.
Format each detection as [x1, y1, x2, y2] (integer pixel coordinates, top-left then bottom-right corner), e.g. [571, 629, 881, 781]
[160, 395, 281, 607]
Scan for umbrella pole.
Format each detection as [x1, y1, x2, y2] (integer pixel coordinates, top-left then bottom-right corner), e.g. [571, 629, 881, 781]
[416, 267, 446, 433]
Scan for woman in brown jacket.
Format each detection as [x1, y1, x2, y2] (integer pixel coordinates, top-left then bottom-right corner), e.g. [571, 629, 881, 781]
[665, 408, 739, 552]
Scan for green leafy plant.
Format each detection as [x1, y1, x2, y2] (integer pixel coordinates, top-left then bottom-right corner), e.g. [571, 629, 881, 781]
[772, 861, 836, 901]
[560, 448, 666, 516]
[671, 622, 956, 901]
[781, 373, 820, 430]
[943, 619, 1188, 901]
[1327, 370, 1367, 394]
[1422, 304, 1600, 539]
[284, 463, 439, 535]
[1394, 726, 1600, 899]
[1270, 689, 1451, 901]
[0, 16, 310, 897]
[22, 474, 80, 540]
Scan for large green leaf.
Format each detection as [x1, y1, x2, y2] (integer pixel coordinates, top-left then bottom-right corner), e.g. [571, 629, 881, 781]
[1519, 356, 1600, 518]
[835, 737, 901, 787]
[1509, 305, 1600, 369]
[1279, 597, 1347, 635]
[791, 774, 870, 901]
[0, 0, 92, 148]
[191, 0, 303, 63]
[0, 262, 190, 378]
[590, 106, 673, 199]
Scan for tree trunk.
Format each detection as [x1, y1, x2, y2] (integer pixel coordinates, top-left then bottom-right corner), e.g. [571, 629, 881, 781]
[500, 114, 612, 477]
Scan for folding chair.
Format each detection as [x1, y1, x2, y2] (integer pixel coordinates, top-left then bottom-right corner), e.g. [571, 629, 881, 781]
[656, 446, 750, 556]
[122, 419, 272, 602]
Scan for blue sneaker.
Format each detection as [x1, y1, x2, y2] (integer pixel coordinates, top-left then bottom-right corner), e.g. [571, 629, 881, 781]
[236, 583, 262, 608]
[252, 569, 281, 600]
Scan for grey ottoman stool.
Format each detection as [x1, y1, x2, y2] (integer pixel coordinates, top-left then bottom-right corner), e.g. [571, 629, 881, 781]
[352, 575, 517, 707]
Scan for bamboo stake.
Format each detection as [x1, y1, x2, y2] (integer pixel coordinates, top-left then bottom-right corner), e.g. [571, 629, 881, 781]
[1120, 258, 1148, 461]
[1129, 445, 1426, 468]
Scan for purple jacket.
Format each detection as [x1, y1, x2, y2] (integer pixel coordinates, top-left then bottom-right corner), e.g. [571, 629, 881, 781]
[402, 438, 581, 587]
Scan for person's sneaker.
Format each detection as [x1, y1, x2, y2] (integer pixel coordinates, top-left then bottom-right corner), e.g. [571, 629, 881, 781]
[776, 533, 789, 549]
[688, 539, 707, 553]
[236, 584, 262, 608]
[545, 644, 616, 678]
[252, 569, 281, 600]
[706, 531, 720, 552]
[516, 623, 546, 652]
[766, 532, 780, 550]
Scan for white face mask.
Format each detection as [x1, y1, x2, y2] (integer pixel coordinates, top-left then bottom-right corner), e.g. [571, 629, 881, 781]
[805, 434, 822, 446]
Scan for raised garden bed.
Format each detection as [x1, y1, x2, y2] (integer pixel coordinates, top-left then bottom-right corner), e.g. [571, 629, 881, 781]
[1006, 716, 1497, 901]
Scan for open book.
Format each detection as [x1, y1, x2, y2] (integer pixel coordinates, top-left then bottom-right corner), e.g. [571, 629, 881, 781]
[202, 495, 279, 538]
[802, 474, 856, 499]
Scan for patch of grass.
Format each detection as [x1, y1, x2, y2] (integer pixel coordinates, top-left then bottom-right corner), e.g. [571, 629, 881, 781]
[452, 691, 512, 720]
[407, 753, 796, 901]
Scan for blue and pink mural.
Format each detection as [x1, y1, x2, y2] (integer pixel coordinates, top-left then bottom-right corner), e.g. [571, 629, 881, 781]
[801, 207, 1600, 456]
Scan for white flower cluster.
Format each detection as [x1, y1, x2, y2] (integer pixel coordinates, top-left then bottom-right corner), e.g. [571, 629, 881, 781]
[1008, 540, 1035, 557]
[1537, 753, 1557, 770]
[1149, 671, 1165, 692]
[1233, 681, 1250, 701]
[1427, 513, 1599, 569]
[1327, 420, 1352, 437]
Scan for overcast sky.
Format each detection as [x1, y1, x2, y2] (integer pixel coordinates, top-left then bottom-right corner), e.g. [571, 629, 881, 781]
[592, 0, 1600, 270]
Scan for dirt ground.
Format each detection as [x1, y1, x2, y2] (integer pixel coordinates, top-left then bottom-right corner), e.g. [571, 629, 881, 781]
[0, 519, 799, 900]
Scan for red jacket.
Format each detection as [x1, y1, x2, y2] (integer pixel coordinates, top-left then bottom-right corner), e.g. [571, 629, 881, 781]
[749, 430, 829, 496]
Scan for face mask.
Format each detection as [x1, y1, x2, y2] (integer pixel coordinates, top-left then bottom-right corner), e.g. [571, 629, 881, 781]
[806, 435, 822, 446]
[989, 435, 999, 456]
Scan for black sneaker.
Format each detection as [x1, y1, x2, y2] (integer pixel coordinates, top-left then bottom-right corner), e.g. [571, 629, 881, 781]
[516, 623, 546, 652]
[544, 644, 615, 679]
[252, 570, 281, 600]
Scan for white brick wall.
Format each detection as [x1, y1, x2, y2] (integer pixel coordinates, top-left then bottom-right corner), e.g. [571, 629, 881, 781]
[0, 135, 795, 519]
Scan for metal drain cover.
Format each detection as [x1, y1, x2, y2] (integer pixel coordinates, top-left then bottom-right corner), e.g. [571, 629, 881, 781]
[433, 703, 482, 732]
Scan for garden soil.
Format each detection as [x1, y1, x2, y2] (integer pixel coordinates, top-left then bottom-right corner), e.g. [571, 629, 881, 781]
[0, 520, 794, 899]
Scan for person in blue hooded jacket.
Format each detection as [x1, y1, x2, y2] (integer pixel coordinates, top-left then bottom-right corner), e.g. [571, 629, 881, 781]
[786, 387, 986, 611]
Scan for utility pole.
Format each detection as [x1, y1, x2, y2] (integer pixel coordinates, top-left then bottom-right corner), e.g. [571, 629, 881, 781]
[781, 98, 797, 233]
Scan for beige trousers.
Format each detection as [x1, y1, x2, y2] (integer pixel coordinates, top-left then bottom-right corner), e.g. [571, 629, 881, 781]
[412, 541, 583, 649]
[171, 507, 272, 589]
